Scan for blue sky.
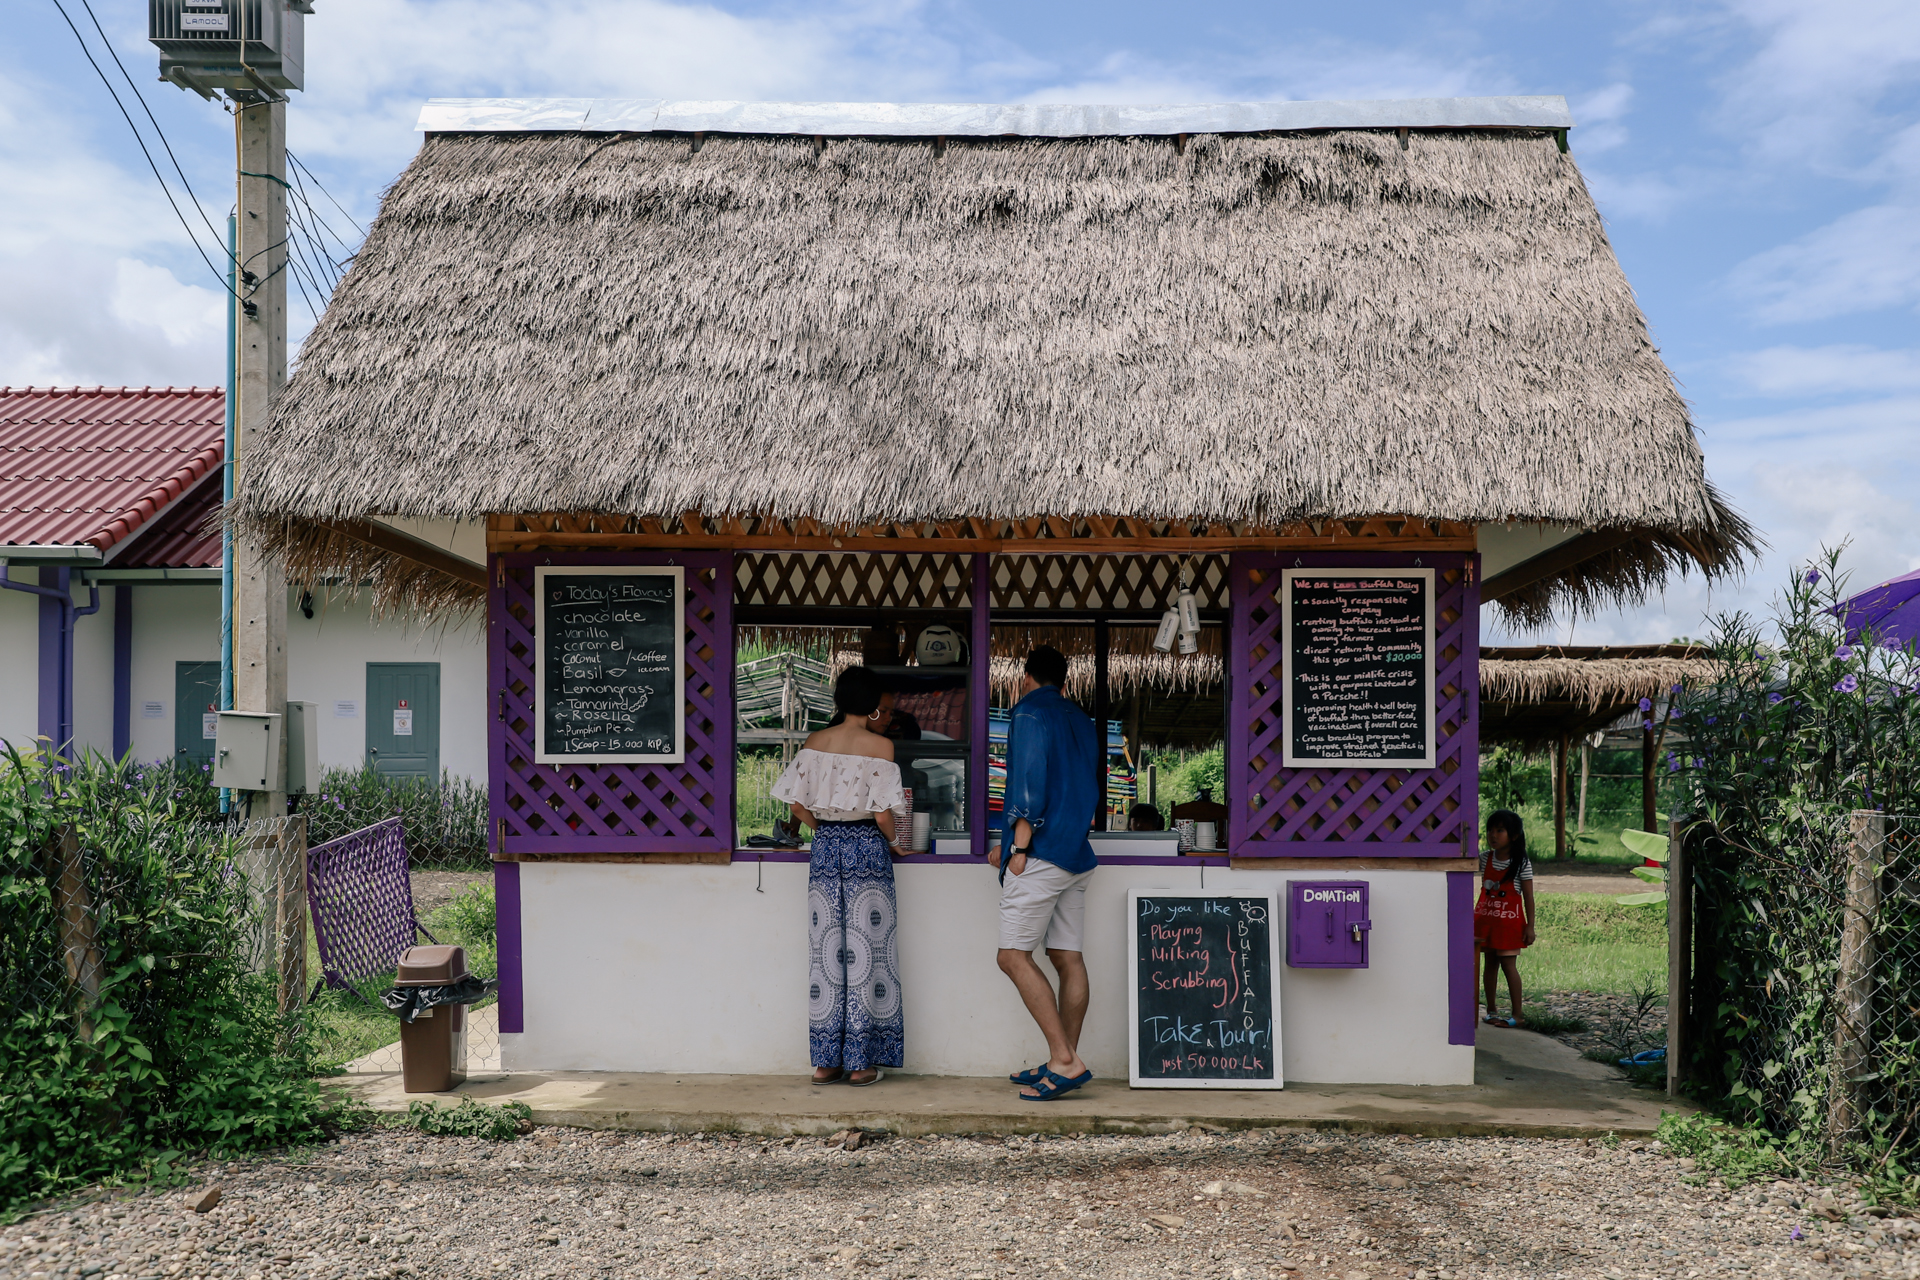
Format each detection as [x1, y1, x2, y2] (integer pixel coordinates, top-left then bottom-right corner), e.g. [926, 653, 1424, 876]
[6, 0, 1918, 644]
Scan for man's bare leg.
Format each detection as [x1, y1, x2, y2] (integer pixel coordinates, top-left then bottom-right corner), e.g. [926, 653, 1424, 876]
[998, 949, 1089, 1090]
[1046, 947, 1089, 1054]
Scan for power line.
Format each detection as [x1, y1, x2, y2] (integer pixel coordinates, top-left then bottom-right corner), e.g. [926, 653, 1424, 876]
[288, 151, 366, 238]
[72, 0, 232, 263]
[45, 0, 238, 299]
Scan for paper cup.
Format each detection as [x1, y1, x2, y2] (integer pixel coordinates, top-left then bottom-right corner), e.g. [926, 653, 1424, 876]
[1194, 821, 1218, 851]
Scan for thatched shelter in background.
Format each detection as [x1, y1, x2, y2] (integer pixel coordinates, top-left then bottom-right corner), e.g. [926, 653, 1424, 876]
[231, 98, 1753, 627]
[1480, 643, 1717, 855]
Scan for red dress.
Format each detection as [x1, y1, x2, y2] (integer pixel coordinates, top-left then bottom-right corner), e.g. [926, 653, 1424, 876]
[1473, 852, 1530, 954]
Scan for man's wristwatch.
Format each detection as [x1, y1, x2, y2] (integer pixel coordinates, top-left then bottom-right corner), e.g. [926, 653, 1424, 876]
[1009, 846, 1033, 859]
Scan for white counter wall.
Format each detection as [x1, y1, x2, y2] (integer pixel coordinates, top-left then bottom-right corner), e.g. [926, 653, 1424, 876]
[504, 861, 1472, 1086]
[0, 578, 40, 751]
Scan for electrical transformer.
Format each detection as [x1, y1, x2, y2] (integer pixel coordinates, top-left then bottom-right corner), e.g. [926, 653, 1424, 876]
[149, 0, 308, 96]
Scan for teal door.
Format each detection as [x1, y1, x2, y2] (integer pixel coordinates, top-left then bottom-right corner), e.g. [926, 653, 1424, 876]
[366, 662, 440, 778]
[174, 661, 221, 767]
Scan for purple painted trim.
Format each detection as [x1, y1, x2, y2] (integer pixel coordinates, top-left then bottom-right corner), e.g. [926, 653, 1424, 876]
[493, 859, 524, 1034]
[1231, 842, 1468, 859]
[1462, 554, 1482, 854]
[731, 849, 1229, 867]
[1228, 553, 1251, 855]
[487, 556, 507, 860]
[970, 552, 990, 858]
[37, 568, 65, 748]
[508, 835, 739, 854]
[1447, 869, 1477, 1046]
[112, 585, 132, 759]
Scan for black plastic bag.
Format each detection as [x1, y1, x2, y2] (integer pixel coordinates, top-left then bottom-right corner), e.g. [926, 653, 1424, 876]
[382, 974, 493, 1023]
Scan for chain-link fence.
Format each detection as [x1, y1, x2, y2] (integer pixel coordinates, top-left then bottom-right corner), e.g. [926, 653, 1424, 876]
[1687, 809, 1920, 1159]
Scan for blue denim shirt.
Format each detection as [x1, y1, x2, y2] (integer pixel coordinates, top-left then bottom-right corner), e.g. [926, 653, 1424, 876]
[1001, 685, 1099, 875]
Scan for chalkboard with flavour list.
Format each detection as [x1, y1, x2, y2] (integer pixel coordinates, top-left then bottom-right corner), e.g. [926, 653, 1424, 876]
[1128, 890, 1283, 1089]
[535, 566, 685, 764]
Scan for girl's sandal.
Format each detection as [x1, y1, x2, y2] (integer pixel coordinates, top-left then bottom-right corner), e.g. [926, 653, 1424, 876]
[1483, 1015, 1518, 1028]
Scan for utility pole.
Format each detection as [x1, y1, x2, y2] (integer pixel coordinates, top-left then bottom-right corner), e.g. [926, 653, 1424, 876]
[233, 98, 289, 821]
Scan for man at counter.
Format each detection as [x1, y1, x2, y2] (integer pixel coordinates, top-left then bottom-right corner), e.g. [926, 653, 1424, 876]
[989, 646, 1100, 1101]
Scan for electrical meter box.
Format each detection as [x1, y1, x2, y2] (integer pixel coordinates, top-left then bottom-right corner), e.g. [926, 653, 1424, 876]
[283, 701, 319, 795]
[150, 0, 307, 96]
[212, 711, 283, 792]
[1286, 880, 1371, 969]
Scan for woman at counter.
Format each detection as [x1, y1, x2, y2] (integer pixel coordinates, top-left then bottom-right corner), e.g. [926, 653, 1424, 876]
[771, 666, 907, 1086]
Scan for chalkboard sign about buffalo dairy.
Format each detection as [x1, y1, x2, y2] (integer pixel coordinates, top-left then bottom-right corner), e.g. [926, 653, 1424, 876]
[1128, 890, 1283, 1089]
[1281, 568, 1435, 769]
[534, 566, 685, 764]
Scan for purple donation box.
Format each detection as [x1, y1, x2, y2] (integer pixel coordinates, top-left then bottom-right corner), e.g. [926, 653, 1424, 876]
[1287, 881, 1371, 968]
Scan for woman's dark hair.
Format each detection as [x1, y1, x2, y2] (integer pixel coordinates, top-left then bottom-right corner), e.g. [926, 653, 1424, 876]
[1486, 809, 1529, 881]
[833, 665, 884, 718]
[1025, 645, 1069, 689]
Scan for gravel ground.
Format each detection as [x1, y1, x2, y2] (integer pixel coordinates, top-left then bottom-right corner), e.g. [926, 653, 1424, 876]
[1527, 991, 1667, 1061]
[3, 1125, 1905, 1280]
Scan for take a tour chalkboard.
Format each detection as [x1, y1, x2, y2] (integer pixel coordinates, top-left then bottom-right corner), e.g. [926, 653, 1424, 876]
[534, 566, 685, 764]
[1281, 568, 1435, 769]
[1128, 890, 1283, 1089]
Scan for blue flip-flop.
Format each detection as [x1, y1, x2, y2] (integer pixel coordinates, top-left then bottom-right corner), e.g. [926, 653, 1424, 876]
[1010, 1063, 1049, 1086]
[1022, 1067, 1093, 1102]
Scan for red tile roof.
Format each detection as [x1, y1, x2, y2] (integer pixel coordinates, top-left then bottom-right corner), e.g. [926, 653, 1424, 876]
[0, 386, 225, 561]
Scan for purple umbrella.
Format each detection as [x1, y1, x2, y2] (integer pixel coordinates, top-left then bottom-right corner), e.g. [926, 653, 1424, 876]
[1838, 568, 1920, 648]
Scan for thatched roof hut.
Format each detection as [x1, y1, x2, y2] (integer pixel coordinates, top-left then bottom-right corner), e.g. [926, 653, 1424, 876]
[1479, 643, 1716, 747]
[232, 96, 1752, 625]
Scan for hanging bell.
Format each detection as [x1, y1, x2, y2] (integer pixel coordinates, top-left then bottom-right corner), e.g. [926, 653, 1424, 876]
[1152, 606, 1180, 653]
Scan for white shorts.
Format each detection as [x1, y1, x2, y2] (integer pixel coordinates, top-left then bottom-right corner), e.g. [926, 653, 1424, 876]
[998, 858, 1095, 953]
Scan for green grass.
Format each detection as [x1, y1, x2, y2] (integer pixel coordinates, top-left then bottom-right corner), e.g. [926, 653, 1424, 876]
[1501, 801, 1665, 869]
[1518, 892, 1667, 995]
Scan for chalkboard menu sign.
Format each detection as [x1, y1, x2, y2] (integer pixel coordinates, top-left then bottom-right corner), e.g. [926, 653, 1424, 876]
[1127, 890, 1283, 1089]
[1281, 568, 1435, 769]
[534, 566, 685, 764]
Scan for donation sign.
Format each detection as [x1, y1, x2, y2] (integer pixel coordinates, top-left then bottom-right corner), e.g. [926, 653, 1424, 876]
[535, 566, 685, 764]
[1127, 890, 1283, 1089]
[1281, 568, 1435, 769]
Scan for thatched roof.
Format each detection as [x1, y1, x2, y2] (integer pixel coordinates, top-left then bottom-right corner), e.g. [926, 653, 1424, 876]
[236, 98, 1754, 620]
[1478, 644, 1716, 747]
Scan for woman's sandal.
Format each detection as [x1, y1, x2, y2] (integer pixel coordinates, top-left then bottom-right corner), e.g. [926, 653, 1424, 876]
[811, 1069, 847, 1085]
[1010, 1063, 1049, 1086]
[1021, 1068, 1093, 1102]
[847, 1069, 885, 1088]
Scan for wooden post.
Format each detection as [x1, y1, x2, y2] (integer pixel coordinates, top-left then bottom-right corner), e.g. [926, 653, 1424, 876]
[47, 823, 102, 1040]
[1829, 810, 1885, 1148]
[1642, 718, 1657, 833]
[1577, 737, 1591, 833]
[1667, 812, 1690, 1097]
[273, 813, 309, 1016]
[1554, 734, 1569, 859]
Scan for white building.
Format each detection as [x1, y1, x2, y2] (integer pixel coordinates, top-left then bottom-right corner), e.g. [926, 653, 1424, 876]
[0, 386, 486, 780]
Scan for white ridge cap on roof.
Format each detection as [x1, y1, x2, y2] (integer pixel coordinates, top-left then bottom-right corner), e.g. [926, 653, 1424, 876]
[416, 95, 1574, 136]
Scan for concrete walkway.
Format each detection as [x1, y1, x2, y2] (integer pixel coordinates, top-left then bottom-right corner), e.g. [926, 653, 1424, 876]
[338, 1022, 1686, 1139]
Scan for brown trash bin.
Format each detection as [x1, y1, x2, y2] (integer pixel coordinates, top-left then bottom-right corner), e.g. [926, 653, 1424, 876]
[395, 945, 469, 1093]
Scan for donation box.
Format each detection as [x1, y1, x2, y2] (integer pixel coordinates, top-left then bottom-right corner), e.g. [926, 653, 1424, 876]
[1287, 880, 1371, 969]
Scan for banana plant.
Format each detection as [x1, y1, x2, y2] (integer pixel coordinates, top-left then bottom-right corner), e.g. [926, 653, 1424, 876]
[1617, 826, 1669, 906]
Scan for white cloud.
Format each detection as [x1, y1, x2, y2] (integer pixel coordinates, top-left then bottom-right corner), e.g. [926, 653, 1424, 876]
[1583, 169, 1684, 221]
[1729, 201, 1920, 323]
[1722, 344, 1920, 397]
[109, 259, 224, 351]
[1571, 82, 1633, 154]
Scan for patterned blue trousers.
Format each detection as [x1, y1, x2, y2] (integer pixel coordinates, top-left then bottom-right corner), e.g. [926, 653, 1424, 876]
[808, 821, 904, 1071]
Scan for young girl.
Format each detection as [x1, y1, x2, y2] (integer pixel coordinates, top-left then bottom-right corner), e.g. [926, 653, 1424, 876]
[1476, 809, 1536, 1027]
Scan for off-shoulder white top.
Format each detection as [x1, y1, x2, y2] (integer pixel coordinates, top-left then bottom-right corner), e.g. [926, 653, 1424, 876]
[770, 748, 906, 822]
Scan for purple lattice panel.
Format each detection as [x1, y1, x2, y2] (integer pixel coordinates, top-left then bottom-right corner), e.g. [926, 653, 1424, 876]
[491, 550, 734, 857]
[1228, 552, 1479, 858]
[306, 817, 416, 989]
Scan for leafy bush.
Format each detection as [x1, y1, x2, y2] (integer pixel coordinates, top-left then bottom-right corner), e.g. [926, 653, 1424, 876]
[407, 1097, 531, 1141]
[1676, 546, 1920, 1159]
[434, 884, 498, 978]
[307, 766, 489, 867]
[1656, 1112, 1797, 1188]
[0, 748, 328, 1215]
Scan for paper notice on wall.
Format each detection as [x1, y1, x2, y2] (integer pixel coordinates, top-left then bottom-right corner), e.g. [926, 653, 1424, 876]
[334, 699, 359, 718]
[393, 709, 414, 736]
[202, 712, 219, 740]
[141, 701, 166, 719]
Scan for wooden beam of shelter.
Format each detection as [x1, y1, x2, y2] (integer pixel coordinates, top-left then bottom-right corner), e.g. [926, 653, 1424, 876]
[316, 519, 488, 590]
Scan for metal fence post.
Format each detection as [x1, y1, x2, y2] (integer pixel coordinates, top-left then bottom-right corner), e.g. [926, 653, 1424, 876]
[1829, 809, 1886, 1150]
[1668, 812, 1690, 1097]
